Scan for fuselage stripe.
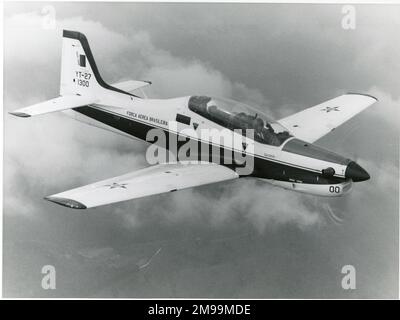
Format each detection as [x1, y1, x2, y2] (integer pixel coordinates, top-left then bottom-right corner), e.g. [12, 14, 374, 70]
[82, 104, 346, 179]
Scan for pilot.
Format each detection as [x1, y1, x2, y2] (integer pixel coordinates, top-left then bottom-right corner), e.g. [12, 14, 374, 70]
[232, 112, 250, 133]
[252, 117, 265, 142]
[266, 122, 275, 133]
[206, 100, 218, 113]
[256, 121, 281, 146]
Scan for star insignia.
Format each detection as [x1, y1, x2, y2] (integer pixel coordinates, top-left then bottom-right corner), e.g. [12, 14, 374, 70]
[104, 182, 128, 189]
[321, 106, 340, 113]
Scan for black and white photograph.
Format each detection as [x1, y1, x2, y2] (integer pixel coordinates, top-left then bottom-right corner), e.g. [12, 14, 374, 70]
[2, 1, 399, 302]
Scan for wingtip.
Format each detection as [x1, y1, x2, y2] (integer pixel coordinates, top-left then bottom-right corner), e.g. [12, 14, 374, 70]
[346, 92, 378, 102]
[44, 196, 87, 209]
[9, 112, 31, 118]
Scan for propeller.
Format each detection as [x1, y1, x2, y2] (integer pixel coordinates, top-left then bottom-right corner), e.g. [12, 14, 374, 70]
[313, 195, 355, 226]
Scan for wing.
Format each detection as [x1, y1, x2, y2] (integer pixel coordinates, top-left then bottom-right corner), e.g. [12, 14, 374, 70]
[9, 95, 96, 118]
[45, 162, 239, 209]
[277, 93, 377, 143]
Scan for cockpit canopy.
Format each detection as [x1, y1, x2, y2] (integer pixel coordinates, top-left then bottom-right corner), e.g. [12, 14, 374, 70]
[188, 96, 292, 146]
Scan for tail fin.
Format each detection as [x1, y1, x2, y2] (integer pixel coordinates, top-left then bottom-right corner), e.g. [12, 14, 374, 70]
[60, 30, 133, 97]
[9, 30, 135, 118]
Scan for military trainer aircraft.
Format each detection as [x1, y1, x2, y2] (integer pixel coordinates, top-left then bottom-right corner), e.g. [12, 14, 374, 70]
[10, 30, 377, 209]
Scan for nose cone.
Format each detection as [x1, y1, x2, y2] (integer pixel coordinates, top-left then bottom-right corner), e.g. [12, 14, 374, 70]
[345, 161, 370, 182]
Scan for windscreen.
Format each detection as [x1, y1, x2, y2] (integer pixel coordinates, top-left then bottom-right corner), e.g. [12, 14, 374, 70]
[188, 96, 292, 146]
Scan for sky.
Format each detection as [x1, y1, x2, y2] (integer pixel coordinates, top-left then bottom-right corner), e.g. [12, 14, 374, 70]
[3, 2, 399, 298]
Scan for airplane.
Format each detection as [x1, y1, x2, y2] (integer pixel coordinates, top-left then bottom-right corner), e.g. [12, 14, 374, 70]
[9, 30, 377, 209]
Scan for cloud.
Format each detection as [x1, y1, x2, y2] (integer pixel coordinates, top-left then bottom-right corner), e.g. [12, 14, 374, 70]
[366, 86, 400, 128]
[136, 4, 400, 106]
[118, 179, 321, 232]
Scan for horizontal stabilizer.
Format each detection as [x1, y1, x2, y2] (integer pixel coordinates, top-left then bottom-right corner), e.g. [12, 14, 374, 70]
[111, 80, 151, 93]
[9, 95, 96, 117]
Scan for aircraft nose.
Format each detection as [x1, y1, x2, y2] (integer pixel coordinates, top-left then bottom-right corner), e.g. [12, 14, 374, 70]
[345, 161, 370, 182]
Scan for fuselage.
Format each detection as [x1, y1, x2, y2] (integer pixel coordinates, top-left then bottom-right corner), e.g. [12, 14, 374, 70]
[63, 92, 369, 197]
